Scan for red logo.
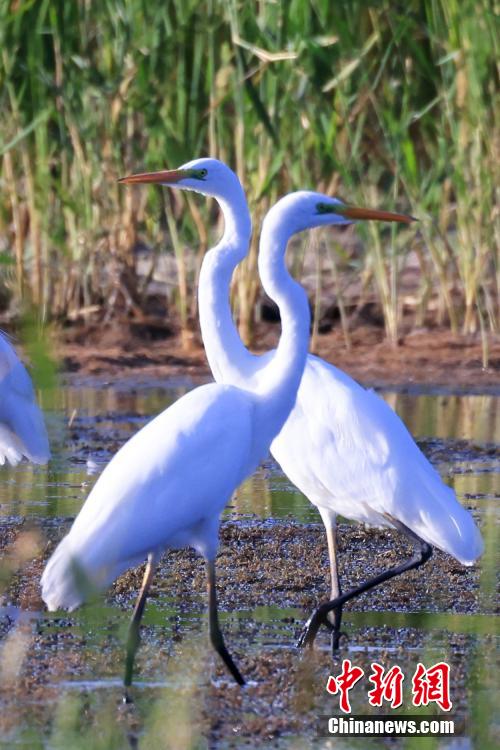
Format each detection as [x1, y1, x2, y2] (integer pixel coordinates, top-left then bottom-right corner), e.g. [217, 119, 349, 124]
[412, 662, 452, 711]
[326, 659, 364, 714]
[326, 660, 452, 713]
[368, 663, 404, 709]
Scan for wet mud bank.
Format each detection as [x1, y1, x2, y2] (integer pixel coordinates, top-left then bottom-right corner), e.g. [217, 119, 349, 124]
[59, 322, 500, 392]
[2, 516, 492, 619]
[0, 515, 495, 747]
[0, 375, 497, 747]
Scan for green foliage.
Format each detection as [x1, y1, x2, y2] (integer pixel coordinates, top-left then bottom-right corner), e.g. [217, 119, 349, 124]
[0, 0, 497, 343]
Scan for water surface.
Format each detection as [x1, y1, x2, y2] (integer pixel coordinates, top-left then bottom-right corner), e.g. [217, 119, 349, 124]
[0, 378, 498, 749]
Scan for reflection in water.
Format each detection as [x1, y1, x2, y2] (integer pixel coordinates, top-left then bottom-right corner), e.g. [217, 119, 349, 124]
[386, 391, 500, 443]
[0, 382, 498, 521]
[0, 378, 498, 747]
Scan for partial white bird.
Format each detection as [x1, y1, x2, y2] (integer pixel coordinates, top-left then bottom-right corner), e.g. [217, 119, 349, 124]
[128, 158, 483, 651]
[41, 185, 347, 691]
[0, 331, 50, 466]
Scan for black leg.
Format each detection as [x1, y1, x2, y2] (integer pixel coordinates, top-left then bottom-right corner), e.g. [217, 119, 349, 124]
[206, 558, 245, 686]
[123, 553, 156, 701]
[297, 519, 433, 649]
[329, 595, 343, 652]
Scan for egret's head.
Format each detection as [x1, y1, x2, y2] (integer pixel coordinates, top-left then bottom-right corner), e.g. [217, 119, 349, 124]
[118, 157, 242, 202]
[264, 191, 415, 236]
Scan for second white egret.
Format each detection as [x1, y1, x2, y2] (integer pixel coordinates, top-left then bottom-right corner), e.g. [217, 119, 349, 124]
[127, 159, 483, 651]
[0, 331, 50, 466]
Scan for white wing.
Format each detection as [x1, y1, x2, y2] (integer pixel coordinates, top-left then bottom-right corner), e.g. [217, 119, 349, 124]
[271, 355, 483, 565]
[0, 332, 50, 465]
[41, 382, 258, 610]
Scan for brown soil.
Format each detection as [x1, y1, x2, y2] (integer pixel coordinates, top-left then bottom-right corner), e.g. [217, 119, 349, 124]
[2, 315, 497, 746]
[58, 319, 500, 390]
[4, 517, 491, 619]
[0, 517, 493, 747]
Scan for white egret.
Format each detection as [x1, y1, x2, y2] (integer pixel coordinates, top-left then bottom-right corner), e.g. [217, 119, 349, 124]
[41, 185, 350, 691]
[0, 331, 50, 466]
[128, 159, 483, 651]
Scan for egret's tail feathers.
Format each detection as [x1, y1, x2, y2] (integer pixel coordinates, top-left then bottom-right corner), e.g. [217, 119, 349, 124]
[0, 409, 50, 465]
[41, 538, 88, 611]
[41, 536, 146, 612]
[410, 473, 483, 565]
[0, 426, 24, 466]
[432, 509, 483, 565]
[41, 538, 119, 612]
[13, 401, 51, 464]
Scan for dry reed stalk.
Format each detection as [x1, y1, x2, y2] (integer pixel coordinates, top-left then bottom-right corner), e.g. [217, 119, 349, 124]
[2, 151, 24, 295]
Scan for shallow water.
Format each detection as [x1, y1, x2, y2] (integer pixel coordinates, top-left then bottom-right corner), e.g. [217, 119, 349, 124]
[1, 379, 498, 522]
[0, 377, 498, 748]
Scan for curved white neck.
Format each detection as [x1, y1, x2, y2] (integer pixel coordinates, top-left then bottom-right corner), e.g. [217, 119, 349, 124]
[254, 211, 310, 440]
[198, 188, 310, 444]
[198, 190, 252, 383]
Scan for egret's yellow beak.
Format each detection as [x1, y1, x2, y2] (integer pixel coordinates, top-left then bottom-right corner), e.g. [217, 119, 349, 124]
[336, 205, 416, 224]
[118, 168, 189, 185]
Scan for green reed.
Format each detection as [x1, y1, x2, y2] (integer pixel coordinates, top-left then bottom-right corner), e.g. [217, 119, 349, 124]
[0, 0, 497, 350]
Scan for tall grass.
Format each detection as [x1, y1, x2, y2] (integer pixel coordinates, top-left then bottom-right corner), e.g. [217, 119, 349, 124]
[0, 0, 497, 349]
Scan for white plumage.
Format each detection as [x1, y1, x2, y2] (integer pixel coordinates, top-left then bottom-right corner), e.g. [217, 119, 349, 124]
[181, 159, 483, 646]
[0, 332, 50, 466]
[41, 182, 328, 686]
[187, 161, 483, 570]
[270, 355, 483, 565]
[42, 384, 259, 611]
[41, 156, 484, 676]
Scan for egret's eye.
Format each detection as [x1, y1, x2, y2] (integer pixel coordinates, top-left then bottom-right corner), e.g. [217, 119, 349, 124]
[316, 202, 338, 215]
[190, 168, 208, 180]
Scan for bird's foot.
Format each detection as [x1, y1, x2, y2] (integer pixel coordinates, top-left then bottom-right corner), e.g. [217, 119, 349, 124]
[296, 609, 324, 649]
[122, 686, 134, 705]
[296, 621, 311, 649]
[330, 629, 348, 653]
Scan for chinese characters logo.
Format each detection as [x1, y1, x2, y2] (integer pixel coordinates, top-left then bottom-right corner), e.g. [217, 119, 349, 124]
[326, 660, 452, 714]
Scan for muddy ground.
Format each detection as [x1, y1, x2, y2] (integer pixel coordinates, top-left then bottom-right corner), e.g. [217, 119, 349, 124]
[0, 511, 496, 747]
[59, 319, 500, 390]
[0, 319, 498, 747]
